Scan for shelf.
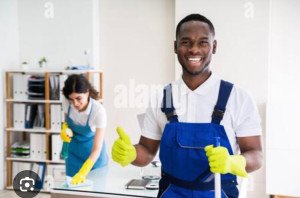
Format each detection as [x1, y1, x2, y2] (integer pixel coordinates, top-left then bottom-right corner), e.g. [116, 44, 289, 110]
[5, 69, 103, 74]
[5, 70, 103, 187]
[6, 128, 60, 134]
[7, 157, 65, 164]
[6, 98, 103, 103]
[6, 99, 62, 103]
[6, 186, 50, 193]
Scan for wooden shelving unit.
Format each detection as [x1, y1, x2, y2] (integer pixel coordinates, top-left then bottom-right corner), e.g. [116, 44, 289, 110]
[6, 157, 65, 164]
[5, 69, 103, 191]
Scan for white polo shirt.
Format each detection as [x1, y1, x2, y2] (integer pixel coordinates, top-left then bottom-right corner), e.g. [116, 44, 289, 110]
[141, 74, 262, 154]
[63, 97, 107, 132]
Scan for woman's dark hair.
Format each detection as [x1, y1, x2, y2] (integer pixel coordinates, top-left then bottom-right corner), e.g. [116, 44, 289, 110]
[62, 74, 100, 100]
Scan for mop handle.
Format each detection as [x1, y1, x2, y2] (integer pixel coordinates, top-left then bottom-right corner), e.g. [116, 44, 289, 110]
[214, 137, 221, 198]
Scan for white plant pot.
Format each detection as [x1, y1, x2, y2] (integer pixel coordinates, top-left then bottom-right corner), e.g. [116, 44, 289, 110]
[39, 62, 47, 69]
[21, 64, 29, 70]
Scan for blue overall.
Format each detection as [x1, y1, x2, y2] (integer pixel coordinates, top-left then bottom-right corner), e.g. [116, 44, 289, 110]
[158, 80, 238, 198]
[65, 102, 108, 177]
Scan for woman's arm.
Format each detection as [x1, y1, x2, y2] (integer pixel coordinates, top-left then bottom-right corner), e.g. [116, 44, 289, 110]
[88, 128, 105, 162]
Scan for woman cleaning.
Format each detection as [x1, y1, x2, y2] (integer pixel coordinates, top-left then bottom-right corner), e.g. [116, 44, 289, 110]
[61, 74, 108, 185]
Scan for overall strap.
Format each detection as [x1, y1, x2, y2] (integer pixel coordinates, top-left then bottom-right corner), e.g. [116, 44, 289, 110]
[67, 104, 71, 117]
[211, 80, 234, 124]
[161, 84, 178, 123]
[86, 100, 94, 126]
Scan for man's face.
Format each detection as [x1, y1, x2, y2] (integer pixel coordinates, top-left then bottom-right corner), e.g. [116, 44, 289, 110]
[175, 21, 217, 76]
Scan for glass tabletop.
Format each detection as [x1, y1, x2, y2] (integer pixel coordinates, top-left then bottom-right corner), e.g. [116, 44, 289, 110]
[53, 162, 159, 198]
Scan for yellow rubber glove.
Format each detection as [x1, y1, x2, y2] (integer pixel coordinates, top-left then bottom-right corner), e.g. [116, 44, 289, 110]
[60, 122, 73, 143]
[111, 127, 137, 167]
[205, 145, 248, 178]
[71, 158, 95, 185]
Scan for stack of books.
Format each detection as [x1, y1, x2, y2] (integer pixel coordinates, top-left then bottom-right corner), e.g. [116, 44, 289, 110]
[10, 141, 30, 158]
[28, 76, 45, 100]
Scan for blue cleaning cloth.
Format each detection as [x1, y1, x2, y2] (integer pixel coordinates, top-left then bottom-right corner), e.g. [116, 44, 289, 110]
[65, 176, 94, 188]
[70, 66, 94, 70]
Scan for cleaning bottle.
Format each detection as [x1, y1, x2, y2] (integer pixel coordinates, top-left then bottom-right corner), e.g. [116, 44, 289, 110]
[60, 123, 73, 159]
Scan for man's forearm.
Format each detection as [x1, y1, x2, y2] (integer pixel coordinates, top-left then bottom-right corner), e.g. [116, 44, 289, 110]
[242, 149, 263, 172]
[131, 144, 156, 167]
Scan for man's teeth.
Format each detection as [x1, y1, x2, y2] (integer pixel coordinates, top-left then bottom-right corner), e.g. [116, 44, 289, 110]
[188, 57, 202, 62]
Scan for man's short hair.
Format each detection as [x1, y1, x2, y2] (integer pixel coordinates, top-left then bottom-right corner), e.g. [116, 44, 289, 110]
[176, 14, 215, 38]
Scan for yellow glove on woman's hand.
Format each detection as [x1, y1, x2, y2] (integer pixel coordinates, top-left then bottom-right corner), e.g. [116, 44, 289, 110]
[71, 158, 95, 185]
[112, 127, 137, 167]
[60, 122, 73, 143]
[205, 145, 248, 178]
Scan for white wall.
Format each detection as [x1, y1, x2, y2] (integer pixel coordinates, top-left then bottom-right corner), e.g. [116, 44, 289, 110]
[0, 0, 20, 68]
[0, 0, 175, 189]
[0, 0, 20, 190]
[99, 0, 175, 149]
[266, 0, 300, 196]
[175, 1, 269, 197]
[18, 0, 98, 69]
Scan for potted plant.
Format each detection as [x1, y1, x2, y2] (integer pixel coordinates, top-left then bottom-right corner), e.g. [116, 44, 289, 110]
[21, 61, 29, 70]
[38, 57, 47, 69]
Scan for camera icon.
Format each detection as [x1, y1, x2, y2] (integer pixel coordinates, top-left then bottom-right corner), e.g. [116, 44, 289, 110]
[19, 177, 35, 192]
[13, 170, 41, 198]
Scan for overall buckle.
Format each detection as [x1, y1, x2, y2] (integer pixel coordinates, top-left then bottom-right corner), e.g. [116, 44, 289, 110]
[212, 109, 224, 119]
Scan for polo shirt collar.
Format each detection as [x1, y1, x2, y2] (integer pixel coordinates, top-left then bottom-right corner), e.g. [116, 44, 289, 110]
[177, 73, 218, 95]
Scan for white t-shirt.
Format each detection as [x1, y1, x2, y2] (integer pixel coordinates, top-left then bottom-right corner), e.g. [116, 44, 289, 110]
[63, 97, 107, 132]
[141, 74, 262, 154]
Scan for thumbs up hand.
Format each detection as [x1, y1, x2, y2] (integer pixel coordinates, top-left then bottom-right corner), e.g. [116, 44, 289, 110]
[112, 127, 137, 167]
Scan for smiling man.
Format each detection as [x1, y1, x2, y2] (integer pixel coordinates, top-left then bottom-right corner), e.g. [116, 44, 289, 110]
[112, 14, 263, 198]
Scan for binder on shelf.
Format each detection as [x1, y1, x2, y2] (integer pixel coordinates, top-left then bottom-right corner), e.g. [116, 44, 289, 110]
[50, 75, 59, 100]
[30, 133, 37, 159]
[51, 135, 62, 161]
[12, 162, 19, 181]
[21, 75, 29, 99]
[31, 163, 46, 189]
[50, 104, 62, 131]
[13, 73, 21, 100]
[13, 74, 29, 100]
[19, 104, 26, 128]
[40, 134, 47, 160]
[25, 104, 31, 128]
[30, 134, 45, 160]
[26, 104, 38, 129]
[13, 103, 26, 129]
[33, 104, 45, 128]
[13, 103, 19, 128]
[35, 134, 42, 159]
[12, 162, 32, 181]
